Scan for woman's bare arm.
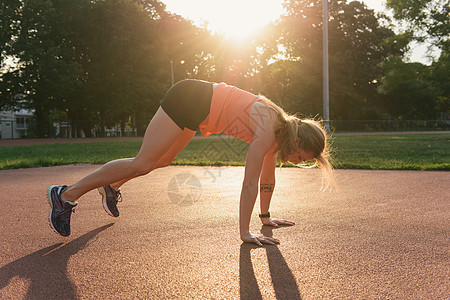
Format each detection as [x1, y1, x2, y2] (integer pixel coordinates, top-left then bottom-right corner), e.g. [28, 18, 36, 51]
[259, 150, 296, 227]
[259, 151, 277, 215]
[239, 123, 279, 245]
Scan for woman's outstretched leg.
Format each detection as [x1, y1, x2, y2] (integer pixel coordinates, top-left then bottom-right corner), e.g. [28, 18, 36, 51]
[96, 127, 196, 218]
[61, 107, 184, 202]
[47, 107, 187, 236]
[109, 127, 196, 190]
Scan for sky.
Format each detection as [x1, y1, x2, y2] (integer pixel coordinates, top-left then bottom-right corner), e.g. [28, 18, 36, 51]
[161, 0, 434, 64]
[163, 0, 386, 33]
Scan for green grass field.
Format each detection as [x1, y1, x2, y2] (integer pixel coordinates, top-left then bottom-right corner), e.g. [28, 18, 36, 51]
[330, 134, 449, 170]
[0, 133, 449, 171]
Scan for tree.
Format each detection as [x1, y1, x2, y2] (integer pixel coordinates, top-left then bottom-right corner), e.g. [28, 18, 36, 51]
[159, 12, 212, 83]
[378, 57, 441, 119]
[386, 0, 449, 52]
[0, 0, 85, 137]
[428, 52, 450, 115]
[263, 0, 405, 120]
[0, 0, 21, 79]
[1, 0, 171, 137]
[72, 0, 168, 136]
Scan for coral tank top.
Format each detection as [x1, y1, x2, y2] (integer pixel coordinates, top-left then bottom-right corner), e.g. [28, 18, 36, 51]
[199, 83, 260, 143]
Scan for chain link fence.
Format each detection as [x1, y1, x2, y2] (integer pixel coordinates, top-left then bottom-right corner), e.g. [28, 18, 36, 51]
[330, 119, 450, 133]
[0, 119, 140, 139]
[1, 119, 449, 139]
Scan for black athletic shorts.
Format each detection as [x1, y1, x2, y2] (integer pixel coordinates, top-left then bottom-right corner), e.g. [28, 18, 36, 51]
[160, 79, 214, 131]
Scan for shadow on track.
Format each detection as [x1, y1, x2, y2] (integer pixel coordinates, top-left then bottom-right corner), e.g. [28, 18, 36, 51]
[239, 226, 302, 300]
[0, 223, 114, 299]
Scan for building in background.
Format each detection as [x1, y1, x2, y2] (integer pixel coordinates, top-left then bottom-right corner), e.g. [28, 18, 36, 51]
[0, 109, 34, 139]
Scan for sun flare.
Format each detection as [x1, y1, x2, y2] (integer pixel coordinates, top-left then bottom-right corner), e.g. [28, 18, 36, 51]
[162, 0, 283, 39]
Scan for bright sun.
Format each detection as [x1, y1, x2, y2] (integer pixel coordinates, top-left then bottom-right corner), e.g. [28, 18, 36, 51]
[162, 0, 284, 39]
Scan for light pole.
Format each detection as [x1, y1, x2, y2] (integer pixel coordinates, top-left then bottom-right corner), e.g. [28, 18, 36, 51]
[170, 60, 174, 86]
[323, 0, 330, 133]
[170, 60, 185, 86]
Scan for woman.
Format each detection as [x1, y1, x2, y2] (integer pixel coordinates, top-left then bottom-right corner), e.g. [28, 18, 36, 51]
[47, 79, 334, 246]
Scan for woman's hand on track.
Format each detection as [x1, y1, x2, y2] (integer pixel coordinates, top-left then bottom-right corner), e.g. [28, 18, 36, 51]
[241, 232, 280, 246]
[261, 218, 295, 227]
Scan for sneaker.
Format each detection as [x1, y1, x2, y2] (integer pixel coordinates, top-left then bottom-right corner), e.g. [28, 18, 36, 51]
[98, 185, 122, 217]
[47, 185, 77, 237]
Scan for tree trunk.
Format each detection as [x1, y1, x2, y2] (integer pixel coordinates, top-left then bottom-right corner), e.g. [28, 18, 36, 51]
[34, 105, 50, 138]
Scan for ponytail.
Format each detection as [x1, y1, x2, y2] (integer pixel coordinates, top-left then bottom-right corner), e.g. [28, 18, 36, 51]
[258, 95, 337, 190]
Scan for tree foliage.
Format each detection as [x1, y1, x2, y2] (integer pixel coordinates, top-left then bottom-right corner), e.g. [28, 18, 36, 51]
[0, 0, 448, 137]
[72, 0, 168, 136]
[0, 0, 171, 137]
[379, 57, 438, 119]
[379, 51, 449, 119]
[258, 0, 405, 120]
[0, 0, 86, 136]
[386, 0, 449, 52]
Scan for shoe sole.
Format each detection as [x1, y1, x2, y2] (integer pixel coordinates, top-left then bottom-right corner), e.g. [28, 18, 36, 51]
[47, 185, 69, 237]
[98, 187, 119, 217]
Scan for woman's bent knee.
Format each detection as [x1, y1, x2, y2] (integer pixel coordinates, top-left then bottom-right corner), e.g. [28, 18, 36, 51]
[154, 160, 172, 169]
[130, 159, 156, 177]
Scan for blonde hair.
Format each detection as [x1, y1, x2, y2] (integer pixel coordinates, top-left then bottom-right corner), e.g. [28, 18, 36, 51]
[258, 96, 337, 190]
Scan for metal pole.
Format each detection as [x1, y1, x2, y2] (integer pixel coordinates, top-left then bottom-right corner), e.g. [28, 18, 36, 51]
[323, 0, 330, 132]
[170, 60, 174, 86]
